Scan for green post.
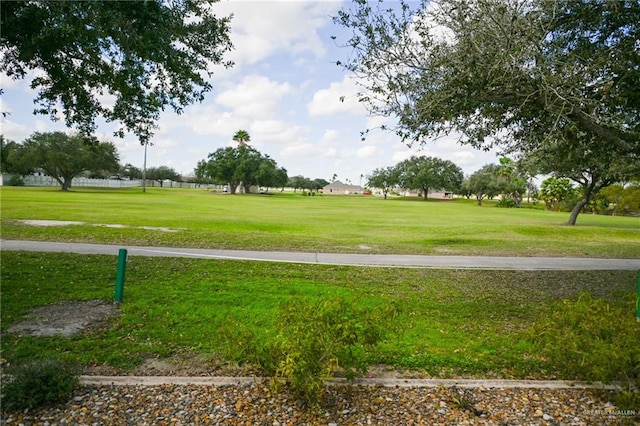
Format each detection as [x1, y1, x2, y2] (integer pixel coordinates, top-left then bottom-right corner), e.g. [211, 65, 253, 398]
[637, 270, 640, 322]
[115, 248, 128, 303]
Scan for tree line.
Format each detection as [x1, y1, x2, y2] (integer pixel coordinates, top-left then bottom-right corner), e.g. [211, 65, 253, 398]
[2, 129, 329, 195]
[367, 155, 640, 222]
[338, 0, 640, 225]
[1, 132, 184, 190]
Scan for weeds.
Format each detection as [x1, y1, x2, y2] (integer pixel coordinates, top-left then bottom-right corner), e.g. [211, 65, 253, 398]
[1, 359, 79, 411]
[222, 297, 400, 405]
[530, 292, 640, 410]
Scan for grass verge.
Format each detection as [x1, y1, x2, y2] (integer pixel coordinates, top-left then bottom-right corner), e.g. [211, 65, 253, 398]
[2, 251, 637, 380]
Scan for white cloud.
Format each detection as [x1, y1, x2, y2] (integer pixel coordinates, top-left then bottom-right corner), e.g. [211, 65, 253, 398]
[216, 75, 294, 118]
[281, 142, 325, 158]
[180, 104, 247, 137]
[307, 76, 364, 117]
[250, 119, 306, 146]
[319, 129, 339, 144]
[0, 72, 21, 90]
[214, 1, 341, 67]
[357, 145, 384, 159]
[0, 119, 30, 141]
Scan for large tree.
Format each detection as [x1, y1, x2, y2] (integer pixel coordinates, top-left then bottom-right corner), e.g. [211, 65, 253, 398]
[335, 0, 640, 169]
[1, 135, 32, 175]
[367, 166, 399, 199]
[198, 145, 286, 194]
[396, 156, 463, 200]
[527, 130, 640, 224]
[463, 164, 503, 206]
[14, 131, 120, 190]
[146, 166, 181, 187]
[1, 1, 233, 143]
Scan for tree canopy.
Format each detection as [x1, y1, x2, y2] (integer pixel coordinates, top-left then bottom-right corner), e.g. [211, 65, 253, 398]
[367, 166, 399, 199]
[197, 145, 287, 194]
[1, 0, 233, 143]
[146, 166, 181, 187]
[12, 131, 120, 190]
[336, 0, 639, 161]
[396, 156, 463, 199]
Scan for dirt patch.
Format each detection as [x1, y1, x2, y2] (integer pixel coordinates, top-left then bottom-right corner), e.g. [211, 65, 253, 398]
[20, 220, 84, 227]
[17, 219, 180, 233]
[6, 300, 120, 337]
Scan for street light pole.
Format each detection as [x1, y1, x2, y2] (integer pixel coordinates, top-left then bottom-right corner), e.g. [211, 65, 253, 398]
[142, 141, 148, 193]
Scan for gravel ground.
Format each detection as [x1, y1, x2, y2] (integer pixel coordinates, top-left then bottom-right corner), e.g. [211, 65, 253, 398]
[2, 383, 637, 425]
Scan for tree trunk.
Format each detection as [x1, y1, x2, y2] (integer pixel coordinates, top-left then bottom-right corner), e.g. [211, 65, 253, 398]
[567, 198, 589, 225]
[567, 184, 595, 225]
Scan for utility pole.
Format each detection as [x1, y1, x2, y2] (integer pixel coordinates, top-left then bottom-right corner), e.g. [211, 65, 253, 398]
[142, 141, 148, 193]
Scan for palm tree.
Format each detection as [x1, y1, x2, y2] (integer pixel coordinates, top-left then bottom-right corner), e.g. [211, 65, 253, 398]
[232, 130, 250, 147]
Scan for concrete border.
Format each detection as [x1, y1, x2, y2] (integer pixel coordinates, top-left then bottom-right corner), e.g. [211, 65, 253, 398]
[79, 376, 622, 390]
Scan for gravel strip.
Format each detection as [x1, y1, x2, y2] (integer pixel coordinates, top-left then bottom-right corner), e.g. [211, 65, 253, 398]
[2, 383, 637, 425]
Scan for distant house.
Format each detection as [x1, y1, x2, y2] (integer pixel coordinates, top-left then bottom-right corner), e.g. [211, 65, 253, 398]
[322, 180, 364, 195]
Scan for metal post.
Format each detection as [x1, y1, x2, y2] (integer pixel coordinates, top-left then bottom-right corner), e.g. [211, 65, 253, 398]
[115, 248, 128, 303]
[636, 270, 640, 322]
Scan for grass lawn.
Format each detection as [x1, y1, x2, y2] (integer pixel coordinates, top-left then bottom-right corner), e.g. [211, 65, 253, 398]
[1, 186, 639, 381]
[1, 186, 639, 257]
[1, 251, 637, 379]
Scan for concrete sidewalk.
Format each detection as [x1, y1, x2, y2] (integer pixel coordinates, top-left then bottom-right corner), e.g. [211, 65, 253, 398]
[2, 239, 639, 270]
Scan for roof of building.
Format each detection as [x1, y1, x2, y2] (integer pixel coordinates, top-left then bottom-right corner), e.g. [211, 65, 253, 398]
[323, 180, 364, 192]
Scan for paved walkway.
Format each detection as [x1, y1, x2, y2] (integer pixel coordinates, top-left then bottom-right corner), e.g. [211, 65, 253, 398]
[2, 239, 639, 270]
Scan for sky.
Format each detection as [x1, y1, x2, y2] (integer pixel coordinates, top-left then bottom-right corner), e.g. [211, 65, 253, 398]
[0, 0, 501, 185]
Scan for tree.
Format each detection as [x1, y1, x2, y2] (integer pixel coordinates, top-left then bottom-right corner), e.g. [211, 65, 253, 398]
[287, 175, 306, 193]
[311, 178, 330, 192]
[232, 130, 251, 147]
[539, 177, 577, 212]
[367, 166, 398, 199]
[1, 135, 32, 175]
[120, 163, 143, 180]
[528, 131, 640, 224]
[146, 166, 180, 187]
[602, 183, 640, 216]
[197, 145, 286, 194]
[495, 157, 528, 207]
[16, 132, 120, 190]
[463, 164, 502, 206]
[1, 1, 233, 144]
[335, 0, 640, 172]
[396, 156, 462, 200]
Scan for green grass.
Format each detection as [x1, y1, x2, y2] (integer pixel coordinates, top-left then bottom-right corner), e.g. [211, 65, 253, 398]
[1, 251, 636, 378]
[1, 186, 639, 380]
[1, 186, 639, 257]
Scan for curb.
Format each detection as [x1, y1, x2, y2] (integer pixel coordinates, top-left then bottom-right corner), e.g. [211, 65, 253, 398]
[79, 376, 622, 391]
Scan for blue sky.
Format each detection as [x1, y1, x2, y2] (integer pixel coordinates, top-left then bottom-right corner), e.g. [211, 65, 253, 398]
[0, 0, 500, 184]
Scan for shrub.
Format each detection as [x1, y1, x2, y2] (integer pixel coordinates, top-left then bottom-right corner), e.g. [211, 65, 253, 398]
[221, 297, 399, 405]
[1, 359, 80, 411]
[496, 197, 517, 208]
[530, 292, 639, 409]
[7, 175, 25, 186]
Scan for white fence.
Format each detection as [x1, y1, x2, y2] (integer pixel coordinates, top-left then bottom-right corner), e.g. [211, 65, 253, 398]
[1, 174, 217, 189]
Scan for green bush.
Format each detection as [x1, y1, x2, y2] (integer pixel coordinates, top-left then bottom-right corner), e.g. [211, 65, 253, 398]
[221, 297, 399, 405]
[7, 175, 25, 186]
[1, 359, 80, 411]
[496, 198, 517, 208]
[530, 292, 639, 409]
